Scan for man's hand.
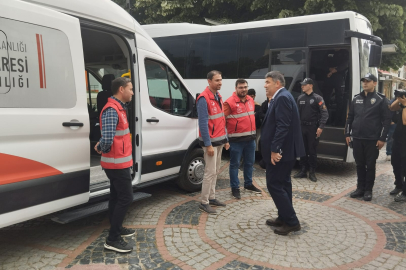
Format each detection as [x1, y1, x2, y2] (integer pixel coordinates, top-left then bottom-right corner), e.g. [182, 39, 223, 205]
[316, 128, 323, 138]
[94, 142, 102, 154]
[270, 151, 282, 165]
[345, 137, 351, 146]
[224, 143, 230, 150]
[376, 140, 385, 150]
[207, 145, 215, 156]
[398, 96, 406, 106]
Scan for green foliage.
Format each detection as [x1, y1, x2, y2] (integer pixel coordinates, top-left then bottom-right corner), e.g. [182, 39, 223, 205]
[112, 0, 406, 70]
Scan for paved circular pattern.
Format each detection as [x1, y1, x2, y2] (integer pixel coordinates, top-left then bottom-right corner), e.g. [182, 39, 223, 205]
[206, 199, 377, 269]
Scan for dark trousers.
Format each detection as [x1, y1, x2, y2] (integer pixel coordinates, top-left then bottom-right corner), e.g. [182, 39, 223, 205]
[391, 139, 406, 192]
[352, 139, 379, 192]
[299, 125, 319, 169]
[323, 73, 343, 107]
[104, 168, 133, 241]
[266, 160, 299, 226]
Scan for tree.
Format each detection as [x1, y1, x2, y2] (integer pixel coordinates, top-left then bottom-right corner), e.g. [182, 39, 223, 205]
[112, 0, 406, 70]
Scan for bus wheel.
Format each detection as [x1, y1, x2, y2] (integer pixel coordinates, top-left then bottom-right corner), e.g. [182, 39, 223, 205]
[177, 148, 205, 192]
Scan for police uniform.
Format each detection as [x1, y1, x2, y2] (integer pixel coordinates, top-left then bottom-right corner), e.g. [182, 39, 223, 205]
[294, 78, 329, 182]
[346, 73, 391, 201]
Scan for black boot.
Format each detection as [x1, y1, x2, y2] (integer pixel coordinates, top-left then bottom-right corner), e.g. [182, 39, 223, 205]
[309, 168, 317, 182]
[293, 166, 307, 178]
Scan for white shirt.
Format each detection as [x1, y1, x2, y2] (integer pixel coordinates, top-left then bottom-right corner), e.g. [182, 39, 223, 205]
[268, 87, 284, 107]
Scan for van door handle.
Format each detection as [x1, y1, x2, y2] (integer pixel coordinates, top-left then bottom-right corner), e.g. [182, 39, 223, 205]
[62, 122, 84, 127]
[146, 118, 159, 123]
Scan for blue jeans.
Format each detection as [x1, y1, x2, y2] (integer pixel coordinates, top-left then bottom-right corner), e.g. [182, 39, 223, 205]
[386, 124, 396, 155]
[229, 140, 256, 189]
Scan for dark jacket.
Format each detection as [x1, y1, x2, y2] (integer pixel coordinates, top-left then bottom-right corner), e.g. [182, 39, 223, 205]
[297, 92, 329, 129]
[261, 88, 305, 163]
[345, 91, 391, 141]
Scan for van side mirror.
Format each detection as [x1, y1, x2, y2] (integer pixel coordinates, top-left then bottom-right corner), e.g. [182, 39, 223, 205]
[191, 93, 200, 118]
[369, 44, 382, 67]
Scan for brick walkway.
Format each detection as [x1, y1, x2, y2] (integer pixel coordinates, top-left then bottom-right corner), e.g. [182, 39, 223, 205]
[1, 151, 406, 270]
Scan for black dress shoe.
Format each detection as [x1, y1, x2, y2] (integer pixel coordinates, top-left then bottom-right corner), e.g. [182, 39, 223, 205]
[265, 218, 284, 227]
[390, 188, 402, 195]
[363, 191, 372, 201]
[274, 224, 301, 235]
[350, 189, 364, 198]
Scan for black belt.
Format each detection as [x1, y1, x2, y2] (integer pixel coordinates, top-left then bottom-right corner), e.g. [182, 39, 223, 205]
[301, 121, 317, 126]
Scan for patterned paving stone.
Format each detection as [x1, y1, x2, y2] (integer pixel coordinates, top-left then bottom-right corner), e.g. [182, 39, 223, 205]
[333, 197, 401, 221]
[124, 191, 186, 226]
[292, 190, 333, 202]
[165, 200, 201, 225]
[0, 221, 98, 251]
[67, 229, 177, 270]
[353, 252, 406, 270]
[218, 260, 275, 270]
[0, 245, 66, 270]
[347, 174, 406, 216]
[164, 227, 225, 270]
[206, 199, 377, 269]
[378, 222, 406, 253]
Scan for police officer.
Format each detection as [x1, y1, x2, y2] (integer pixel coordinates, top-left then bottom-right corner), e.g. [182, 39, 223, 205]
[294, 78, 329, 182]
[345, 73, 391, 201]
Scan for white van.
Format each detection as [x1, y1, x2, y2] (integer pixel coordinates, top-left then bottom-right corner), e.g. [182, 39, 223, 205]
[0, 0, 204, 228]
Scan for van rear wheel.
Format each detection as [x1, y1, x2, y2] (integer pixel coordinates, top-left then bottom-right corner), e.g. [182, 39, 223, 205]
[177, 148, 205, 192]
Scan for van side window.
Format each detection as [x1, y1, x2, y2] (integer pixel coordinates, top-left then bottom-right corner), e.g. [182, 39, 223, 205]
[145, 59, 190, 116]
[167, 69, 189, 116]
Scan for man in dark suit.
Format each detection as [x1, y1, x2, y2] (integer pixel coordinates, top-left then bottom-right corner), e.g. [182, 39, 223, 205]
[261, 71, 305, 235]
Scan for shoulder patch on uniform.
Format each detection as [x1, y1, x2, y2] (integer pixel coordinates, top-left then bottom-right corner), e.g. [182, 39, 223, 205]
[318, 101, 323, 106]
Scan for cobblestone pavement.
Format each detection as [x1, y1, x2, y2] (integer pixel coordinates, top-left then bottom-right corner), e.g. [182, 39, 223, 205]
[2, 150, 406, 270]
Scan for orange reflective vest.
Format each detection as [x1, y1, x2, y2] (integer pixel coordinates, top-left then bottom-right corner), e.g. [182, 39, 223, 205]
[100, 98, 133, 169]
[197, 87, 227, 146]
[225, 92, 256, 142]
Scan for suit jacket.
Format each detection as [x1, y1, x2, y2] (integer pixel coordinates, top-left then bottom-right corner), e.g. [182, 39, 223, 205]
[261, 88, 305, 163]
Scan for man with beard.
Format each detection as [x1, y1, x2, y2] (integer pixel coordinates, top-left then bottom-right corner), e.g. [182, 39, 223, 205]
[224, 79, 262, 199]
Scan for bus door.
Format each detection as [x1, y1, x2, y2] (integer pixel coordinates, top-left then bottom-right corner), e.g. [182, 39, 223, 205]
[0, 0, 90, 228]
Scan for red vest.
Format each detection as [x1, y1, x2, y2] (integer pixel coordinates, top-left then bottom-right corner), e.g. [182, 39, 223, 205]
[100, 98, 133, 169]
[225, 93, 256, 140]
[197, 87, 227, 146]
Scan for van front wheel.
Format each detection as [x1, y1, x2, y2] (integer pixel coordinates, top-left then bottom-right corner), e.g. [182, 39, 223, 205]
[177, 148, 205, 192]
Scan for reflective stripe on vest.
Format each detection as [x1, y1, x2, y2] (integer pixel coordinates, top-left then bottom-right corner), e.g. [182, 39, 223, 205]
[199, 134, 228, 143]
[225, 93, 256, 137]
[226, 111, 254, 119]
[197, 87, 227, 142]
[208, 112, 225, 120]
[101, 154, 132, 164]
[99, 98, 133, 169]
[115, 128, 130, 136]
[228, 130, 256, 138]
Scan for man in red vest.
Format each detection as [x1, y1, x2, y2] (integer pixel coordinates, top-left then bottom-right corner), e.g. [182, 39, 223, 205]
[94, 77, 135, 253]
[197, 70, 230, 214]
[224, 79, 262, 199]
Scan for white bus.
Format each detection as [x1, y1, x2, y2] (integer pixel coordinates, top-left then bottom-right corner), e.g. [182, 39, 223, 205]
[0, 0, 204, 228]
[143, 11, 383, 162]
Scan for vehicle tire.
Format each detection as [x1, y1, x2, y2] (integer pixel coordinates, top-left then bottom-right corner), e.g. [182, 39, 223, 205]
[177, 148, 205, 192]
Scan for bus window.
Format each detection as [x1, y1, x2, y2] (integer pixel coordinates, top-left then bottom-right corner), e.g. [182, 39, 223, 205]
[209, 33, 238, 79]
[270, 49, 306, 100]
